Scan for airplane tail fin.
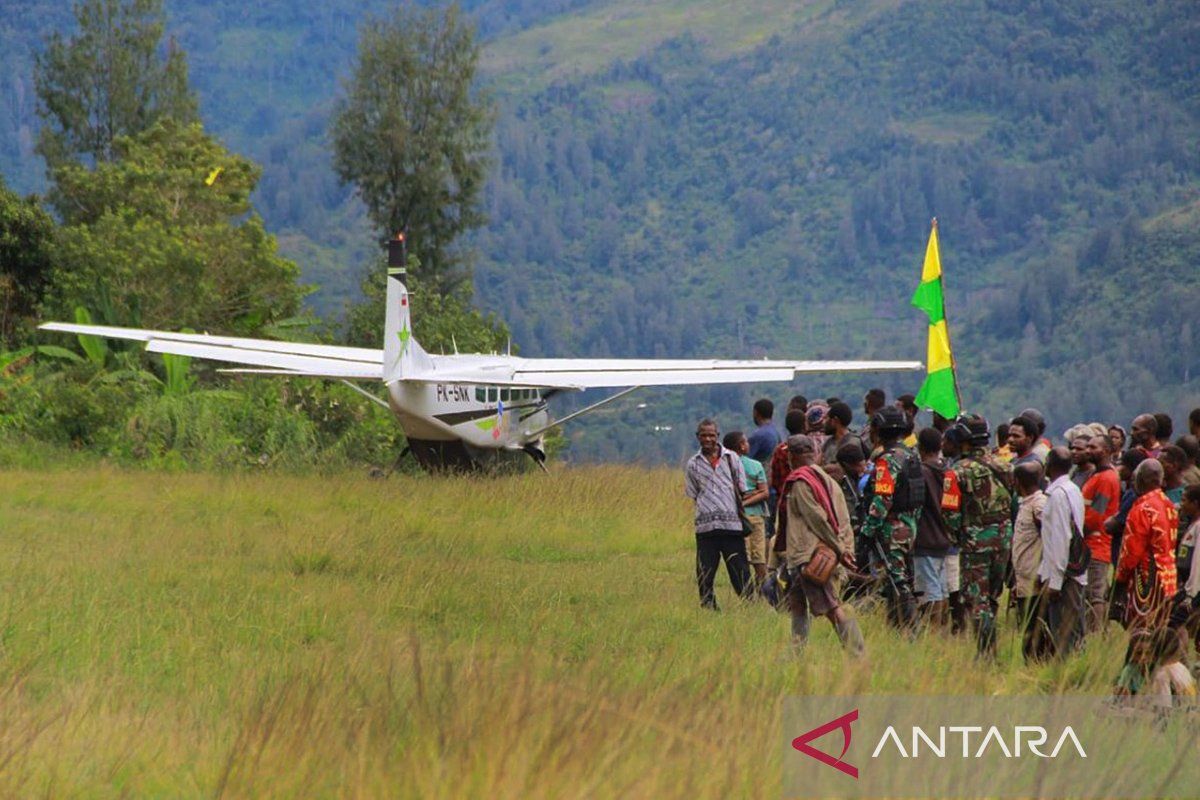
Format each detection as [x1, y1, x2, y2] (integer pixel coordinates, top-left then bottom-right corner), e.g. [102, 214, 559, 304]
[383, 237, 432, 383]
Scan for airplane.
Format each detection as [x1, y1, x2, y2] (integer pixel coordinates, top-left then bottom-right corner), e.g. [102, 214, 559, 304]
[40, 236, 923, 471]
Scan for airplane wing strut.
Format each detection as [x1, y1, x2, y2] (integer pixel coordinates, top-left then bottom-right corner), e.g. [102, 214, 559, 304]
[522, 386, 641, 438]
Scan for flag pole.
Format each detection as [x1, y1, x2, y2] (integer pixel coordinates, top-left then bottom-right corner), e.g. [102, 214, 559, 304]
[930, 217, 964, 412]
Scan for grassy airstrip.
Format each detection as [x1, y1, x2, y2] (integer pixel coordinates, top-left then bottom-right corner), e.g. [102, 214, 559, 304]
[1, 465, 1128, 796]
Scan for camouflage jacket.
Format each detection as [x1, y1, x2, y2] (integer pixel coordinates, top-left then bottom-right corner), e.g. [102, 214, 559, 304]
[863, 443, 921, 543]
[838, 473, 866, 537]
[945, 448, 1014, 546]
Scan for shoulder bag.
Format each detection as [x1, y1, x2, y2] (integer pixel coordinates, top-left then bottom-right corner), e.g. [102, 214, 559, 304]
[725, 453, 753, 536]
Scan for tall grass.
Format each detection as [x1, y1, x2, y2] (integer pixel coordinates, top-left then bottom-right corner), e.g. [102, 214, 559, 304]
[0, 465, 1130, 796]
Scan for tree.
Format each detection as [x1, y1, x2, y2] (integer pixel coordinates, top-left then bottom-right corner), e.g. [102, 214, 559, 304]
[0, 177, 57, 347]
[34, 0, 197, 181]
[331, 2, 492, 291]
[44, 119, 305, 335]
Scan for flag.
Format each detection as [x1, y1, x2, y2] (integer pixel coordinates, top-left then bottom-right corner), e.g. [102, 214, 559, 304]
[910, 220, 960, 419]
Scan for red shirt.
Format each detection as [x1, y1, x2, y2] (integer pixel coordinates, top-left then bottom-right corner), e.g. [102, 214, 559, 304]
[1117, 488, 1178, 596]
[1082, 466, 1121, 564]
[769, 442, 791, 499]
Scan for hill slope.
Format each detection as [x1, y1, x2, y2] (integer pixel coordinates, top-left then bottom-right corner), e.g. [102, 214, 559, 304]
[2, 0, 1199, 460]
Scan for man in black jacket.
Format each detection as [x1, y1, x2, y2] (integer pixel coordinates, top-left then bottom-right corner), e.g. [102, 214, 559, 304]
[914, 427, 954, 629]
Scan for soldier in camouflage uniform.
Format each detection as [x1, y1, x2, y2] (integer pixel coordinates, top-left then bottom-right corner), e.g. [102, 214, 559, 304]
[833, 440, 873, 597]
[942, 414, 1014, 656]
[863, 406, 924, 629]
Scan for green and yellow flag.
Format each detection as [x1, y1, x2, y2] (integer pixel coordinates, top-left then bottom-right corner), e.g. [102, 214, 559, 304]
[910, 220, 960, 419]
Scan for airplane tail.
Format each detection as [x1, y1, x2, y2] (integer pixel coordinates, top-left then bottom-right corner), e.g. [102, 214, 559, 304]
[383, 239, 432, 383]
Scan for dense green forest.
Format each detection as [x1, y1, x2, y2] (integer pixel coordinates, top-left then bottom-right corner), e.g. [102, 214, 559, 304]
[3, 0, 1199, 464]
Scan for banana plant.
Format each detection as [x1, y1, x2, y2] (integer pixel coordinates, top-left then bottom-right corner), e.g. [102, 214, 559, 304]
[73, 307, 108, 366]
[0, 345, 83, 374]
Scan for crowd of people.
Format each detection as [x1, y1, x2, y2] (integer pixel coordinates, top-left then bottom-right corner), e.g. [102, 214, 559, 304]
[684, 392, 1200, 713]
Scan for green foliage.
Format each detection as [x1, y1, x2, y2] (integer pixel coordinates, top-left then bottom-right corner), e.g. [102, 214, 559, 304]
[0, 177, 56, 347]
[72, 306, 108, 366]
[331, 2, 493, 290]
[0, 360, 155, 449]
[159, 351, 193, 396]
[34, 0, 198, 179]
[45, 119, 306, 334]
[3, 0, 1200, 463]
[0, 344, 82, 373]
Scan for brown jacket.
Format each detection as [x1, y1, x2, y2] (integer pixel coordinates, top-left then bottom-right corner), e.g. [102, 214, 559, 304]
[1012, 490, 1047, 598]
[785, 465, 855, 572]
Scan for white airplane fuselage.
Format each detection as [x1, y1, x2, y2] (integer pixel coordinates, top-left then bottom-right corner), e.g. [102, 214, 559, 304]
[386, 378, 550, 468]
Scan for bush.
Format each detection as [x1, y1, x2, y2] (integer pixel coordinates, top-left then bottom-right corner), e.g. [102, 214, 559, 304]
[1, 356, 405, 472]
[0, 361, 154, 450]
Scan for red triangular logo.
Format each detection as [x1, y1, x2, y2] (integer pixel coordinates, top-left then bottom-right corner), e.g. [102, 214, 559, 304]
[791, 709, 858, 779]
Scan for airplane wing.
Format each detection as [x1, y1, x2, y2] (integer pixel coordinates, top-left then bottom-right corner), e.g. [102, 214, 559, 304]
[39, 323, 921, 387]
[38, 322, 383, 380]
[426, 357, 923, 389]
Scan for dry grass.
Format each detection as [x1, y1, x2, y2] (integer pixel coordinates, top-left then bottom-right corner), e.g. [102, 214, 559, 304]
[0, 464, 1129, 796]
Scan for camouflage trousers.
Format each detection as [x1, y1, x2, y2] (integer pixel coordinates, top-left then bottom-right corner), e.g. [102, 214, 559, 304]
[960, 524, 1012, 654]
[869, 519, 915, 605]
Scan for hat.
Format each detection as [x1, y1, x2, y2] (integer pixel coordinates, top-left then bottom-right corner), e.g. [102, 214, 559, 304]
[787, 434, 816, 453]
[806, 401, 829, 428]
[871, 405, 908, 434]
[948, 413, 989, 446]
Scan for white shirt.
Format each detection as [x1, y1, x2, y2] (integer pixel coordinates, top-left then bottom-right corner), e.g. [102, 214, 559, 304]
[1038, 475, 1087, 591]
[1183, 519, 1200, 599]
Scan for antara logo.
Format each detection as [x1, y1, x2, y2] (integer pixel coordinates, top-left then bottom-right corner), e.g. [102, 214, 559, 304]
[792, 710, 1088, 779]
[792, 709, 859, 779]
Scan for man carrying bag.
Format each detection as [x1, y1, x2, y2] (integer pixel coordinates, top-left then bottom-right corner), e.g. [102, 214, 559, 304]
[685, 418, 753, 610]
[775, 434, 866, 655]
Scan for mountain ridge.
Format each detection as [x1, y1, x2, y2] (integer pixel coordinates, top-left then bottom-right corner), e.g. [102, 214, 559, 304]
[3, 0, 1199, 461]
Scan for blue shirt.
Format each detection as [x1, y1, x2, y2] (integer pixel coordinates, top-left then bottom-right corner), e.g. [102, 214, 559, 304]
[747, 422, 781, 464]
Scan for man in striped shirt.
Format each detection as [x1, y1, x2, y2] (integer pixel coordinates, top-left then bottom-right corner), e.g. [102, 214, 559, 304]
[685, 418, 752, 609]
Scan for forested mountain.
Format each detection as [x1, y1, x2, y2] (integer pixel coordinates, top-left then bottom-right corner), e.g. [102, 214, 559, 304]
[3, 0, 1199, 462]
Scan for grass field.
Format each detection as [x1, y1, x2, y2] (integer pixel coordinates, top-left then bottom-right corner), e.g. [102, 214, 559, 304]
[0, 464, 1131, 797]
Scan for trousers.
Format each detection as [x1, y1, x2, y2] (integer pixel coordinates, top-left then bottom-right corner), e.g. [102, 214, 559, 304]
[1024, 580, 1086, 660]
[696, 532, 751, 608]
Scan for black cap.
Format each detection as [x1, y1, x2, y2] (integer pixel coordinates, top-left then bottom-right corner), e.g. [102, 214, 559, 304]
[871, 405, 908, 435]
[947, 413, 990, 446]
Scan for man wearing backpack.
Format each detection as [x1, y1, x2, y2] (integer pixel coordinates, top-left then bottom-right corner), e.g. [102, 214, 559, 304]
[943, 414, 1014, 657]
[863, 406, 924, 630]
[1035, 446, 1088, 658]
